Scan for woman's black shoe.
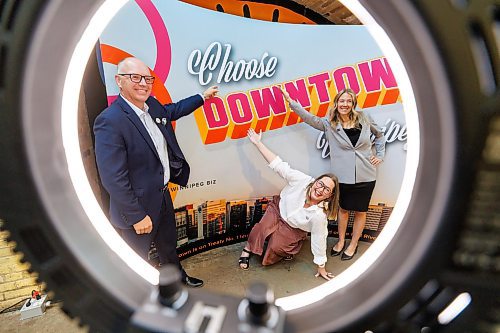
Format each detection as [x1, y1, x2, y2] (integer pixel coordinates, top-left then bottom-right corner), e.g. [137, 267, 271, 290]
[341, 246, 358, 261]
[238, 248, 251, 270]
[330, 242, 346, 257]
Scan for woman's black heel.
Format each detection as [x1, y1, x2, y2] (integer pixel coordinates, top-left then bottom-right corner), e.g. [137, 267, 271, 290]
[330, 242, 346, 257]
[238, 249, 252, 270]
[341, 246, 358, 261]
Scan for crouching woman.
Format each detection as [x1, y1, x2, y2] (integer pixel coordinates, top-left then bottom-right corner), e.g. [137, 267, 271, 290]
[238, 129, 339, 280]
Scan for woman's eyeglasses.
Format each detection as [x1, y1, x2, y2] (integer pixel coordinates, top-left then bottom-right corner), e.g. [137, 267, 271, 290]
[316, 180, 332, 195]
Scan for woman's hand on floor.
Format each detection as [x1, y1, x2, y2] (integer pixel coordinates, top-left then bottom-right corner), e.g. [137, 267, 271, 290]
[315, 266, 334, 281]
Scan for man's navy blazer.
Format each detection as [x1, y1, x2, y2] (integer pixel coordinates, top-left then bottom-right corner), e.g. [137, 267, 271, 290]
[94, 94, 204, 229]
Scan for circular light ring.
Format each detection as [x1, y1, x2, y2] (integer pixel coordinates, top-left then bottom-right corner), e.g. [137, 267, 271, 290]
[25, 0, 446, 322]
[26, 0, 443, 326]
[0, 0, 492, 332]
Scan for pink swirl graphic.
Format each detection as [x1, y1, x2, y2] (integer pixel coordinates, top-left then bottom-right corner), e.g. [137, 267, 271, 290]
[136, 0, 171, 82]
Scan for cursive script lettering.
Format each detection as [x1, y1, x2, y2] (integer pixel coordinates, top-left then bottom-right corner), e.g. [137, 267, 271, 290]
[380, 118, 407, 144]
[316, 132, 330, 158]
[188, 42, 278, 85]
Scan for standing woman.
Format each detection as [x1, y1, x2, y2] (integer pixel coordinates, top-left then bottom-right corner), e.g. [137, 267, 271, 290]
[281, 88, 386, 260]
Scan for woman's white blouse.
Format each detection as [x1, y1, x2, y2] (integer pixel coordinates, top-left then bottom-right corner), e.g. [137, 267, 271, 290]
[268, 156, 328, 266]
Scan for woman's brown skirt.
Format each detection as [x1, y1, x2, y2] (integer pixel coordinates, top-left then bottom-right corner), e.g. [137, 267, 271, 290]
[247, 196, 308, 266]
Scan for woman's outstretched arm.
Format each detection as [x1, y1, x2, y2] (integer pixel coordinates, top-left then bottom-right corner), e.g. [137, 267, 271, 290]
[247, 128, 277, 163]
[280, 86, 326, 131]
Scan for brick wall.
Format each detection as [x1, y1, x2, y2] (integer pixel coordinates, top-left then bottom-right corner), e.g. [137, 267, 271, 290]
[0, 220, 44, 312]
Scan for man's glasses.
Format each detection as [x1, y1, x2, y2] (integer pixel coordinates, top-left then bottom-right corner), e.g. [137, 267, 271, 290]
[316, 180, 332, 195]
[118, 73, 155, 84]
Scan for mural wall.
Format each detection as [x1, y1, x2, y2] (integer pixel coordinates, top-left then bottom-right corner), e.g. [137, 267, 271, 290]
[96, 0, 406, 260]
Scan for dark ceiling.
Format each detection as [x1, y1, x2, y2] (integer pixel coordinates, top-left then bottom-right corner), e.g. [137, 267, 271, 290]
[291, 0, 361, 24]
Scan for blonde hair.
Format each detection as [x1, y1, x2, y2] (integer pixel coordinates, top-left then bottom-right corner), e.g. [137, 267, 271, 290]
[306, 173, 340, 220]
[328, 88, 364, 129]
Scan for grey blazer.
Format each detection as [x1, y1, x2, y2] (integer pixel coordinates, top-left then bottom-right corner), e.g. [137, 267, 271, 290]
[290, 101, 386, 184]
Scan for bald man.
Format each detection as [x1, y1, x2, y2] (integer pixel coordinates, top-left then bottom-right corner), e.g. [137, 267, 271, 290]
[94, 57, 218, 287]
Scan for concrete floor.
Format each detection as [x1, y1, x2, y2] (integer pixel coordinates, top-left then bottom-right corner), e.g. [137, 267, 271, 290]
[0, 238, 367, 332]
[182, 237, 368, 299]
